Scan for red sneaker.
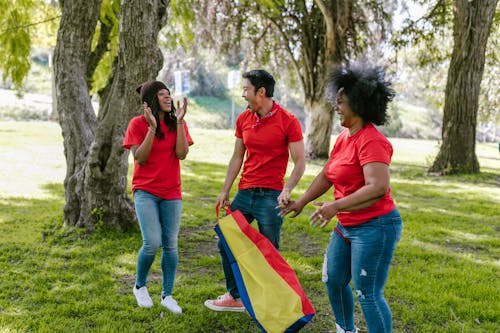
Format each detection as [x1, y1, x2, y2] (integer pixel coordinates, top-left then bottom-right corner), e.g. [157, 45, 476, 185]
[204, 292, 245, 312]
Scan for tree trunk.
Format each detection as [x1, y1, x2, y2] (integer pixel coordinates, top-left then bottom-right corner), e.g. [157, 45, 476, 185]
[54, 0, 101, 228]
[429, 0, 498, 174]
[54, 0, 169, 231]
[304, 0, 352, 159]
[304, 98, 334, 159]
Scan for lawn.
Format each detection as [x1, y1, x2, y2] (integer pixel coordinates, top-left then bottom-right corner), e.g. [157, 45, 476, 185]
[0, 121, 499, 333]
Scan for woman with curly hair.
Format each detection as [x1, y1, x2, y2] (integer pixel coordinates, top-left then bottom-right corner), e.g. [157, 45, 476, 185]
[280, 62, 403, 333]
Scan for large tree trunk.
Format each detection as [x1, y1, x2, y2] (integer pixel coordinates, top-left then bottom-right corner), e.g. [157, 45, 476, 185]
[54, 0, 169, 231]
[304, 0, 353, 159]
[54, 0, 101, 228]
[304, 98, 334, 159]
[429, 0, 498, 174]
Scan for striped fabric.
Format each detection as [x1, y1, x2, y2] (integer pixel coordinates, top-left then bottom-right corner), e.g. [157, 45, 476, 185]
[215, 207, 315, 333]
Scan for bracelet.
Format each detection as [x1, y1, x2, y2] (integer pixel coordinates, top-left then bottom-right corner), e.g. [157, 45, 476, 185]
[148, 127, 156, 133]
[176, 122, 183, 124]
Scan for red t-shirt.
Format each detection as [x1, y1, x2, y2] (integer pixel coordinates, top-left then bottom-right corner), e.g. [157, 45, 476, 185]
[122, 116, 194, 200]
[324, 123, 395, 226]
[235, 102, 303, 190]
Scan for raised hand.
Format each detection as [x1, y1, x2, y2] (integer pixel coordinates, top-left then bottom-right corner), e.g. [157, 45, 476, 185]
[143, 102, 157, 129]
[176, 97, 188, 121]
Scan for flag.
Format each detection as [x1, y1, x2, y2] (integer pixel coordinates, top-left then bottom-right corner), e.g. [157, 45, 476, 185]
[215, 206, 315, 333]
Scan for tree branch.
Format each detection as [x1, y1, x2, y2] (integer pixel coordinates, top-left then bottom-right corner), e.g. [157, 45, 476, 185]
[0, 16, 61, 34]
[264, 15, 306, 92]
[86, 15, 114, 87]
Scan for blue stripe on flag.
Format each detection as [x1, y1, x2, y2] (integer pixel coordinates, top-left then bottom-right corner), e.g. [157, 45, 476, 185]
[215, 225, 267, 333]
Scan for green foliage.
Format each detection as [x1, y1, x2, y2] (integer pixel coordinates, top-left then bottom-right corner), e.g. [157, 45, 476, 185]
[89, 0, 120, 94]
[392, 1, 500, 136]
[0, 0, 59, 89]
[478, 12, 500, 131]
[91, 207, 106, 229]
[184, 96, 243, 129]
[392, 1, 453, 64]
[379, 103, 403, 137]
[162, 0, 196, 50]
[29, 0, 60, 48]
[189, 64, 227, 98]
[0, 121, 499, 332]
[0, 0, 33, 89]
[0, 105, 49, 121]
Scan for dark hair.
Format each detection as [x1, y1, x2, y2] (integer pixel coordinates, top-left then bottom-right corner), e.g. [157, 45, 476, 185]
[242, 69, 275, 97]
[325, 62, 395, 126]
[136, 80, 177, 139]
[149, 93, 177, 138]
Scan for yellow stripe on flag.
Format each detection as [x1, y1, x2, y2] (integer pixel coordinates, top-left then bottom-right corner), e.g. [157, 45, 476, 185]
[219, 215, 305, 333]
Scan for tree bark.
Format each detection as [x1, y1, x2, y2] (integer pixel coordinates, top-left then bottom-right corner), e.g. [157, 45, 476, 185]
[54, 0, 101, 229]
[429, 0, 498, 174]
[54, 0, 169, 231]
[304, 0, 354, 159]
[304, 98, 333, 159]
[194, 0, 391, 159]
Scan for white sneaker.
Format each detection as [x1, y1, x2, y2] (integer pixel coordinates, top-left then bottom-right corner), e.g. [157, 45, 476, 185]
[335, 323, 358, 333]
[161, 295, 182, 314]
[133, 286, 153, 308]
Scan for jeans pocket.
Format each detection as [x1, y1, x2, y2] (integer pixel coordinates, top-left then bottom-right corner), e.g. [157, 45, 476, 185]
[390, 216, 403, 242]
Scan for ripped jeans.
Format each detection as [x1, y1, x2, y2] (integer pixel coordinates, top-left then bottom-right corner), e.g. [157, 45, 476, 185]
[322, 209, 403, 333]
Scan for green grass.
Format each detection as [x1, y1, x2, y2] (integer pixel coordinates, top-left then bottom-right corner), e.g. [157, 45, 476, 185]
[182, 94, 247, 129]
[0, 121, 499, 332]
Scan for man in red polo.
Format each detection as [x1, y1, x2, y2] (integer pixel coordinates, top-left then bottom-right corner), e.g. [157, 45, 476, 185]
[205, 69, 306, 312]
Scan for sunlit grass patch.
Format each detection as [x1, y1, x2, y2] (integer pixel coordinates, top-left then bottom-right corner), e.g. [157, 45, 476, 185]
[0, 121, 498, 332]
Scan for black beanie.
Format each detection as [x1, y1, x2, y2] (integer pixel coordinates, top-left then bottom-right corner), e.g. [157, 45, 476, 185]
[136, 80, 169, 106]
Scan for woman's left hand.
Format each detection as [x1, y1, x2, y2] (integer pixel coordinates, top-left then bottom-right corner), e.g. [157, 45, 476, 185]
[310, 202, 338, 228]
[176, 97, 187, 121]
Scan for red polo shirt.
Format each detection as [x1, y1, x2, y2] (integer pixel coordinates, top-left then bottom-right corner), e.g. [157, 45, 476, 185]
[235, 102, 303, 190]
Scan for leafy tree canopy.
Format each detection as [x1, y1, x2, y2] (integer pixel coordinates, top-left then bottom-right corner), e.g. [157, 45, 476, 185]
[0, 0, 59, 89]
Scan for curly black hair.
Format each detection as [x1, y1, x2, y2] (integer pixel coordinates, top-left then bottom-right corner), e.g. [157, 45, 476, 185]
[325, 62, 395, 126]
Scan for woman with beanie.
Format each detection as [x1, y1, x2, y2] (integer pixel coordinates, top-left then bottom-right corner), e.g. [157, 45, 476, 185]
[281, 62, 403, 333]
[123, 80, 193, 313]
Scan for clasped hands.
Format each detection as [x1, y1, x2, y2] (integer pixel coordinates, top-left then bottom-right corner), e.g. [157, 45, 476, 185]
[278, 200, 338, 228]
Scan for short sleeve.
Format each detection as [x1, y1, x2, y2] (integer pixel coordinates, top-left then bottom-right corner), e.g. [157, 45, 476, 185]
[123, 117, 146, 150]
[287, 117, 303, 143]
[182, 121, 195, 146]
[358, 138, 392, 166]
[235, 113, 244, 138]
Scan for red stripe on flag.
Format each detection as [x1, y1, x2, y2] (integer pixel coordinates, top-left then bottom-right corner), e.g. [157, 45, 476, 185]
[230, 210, 315, 315]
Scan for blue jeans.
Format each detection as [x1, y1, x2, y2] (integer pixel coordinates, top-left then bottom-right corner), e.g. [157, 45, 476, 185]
[323, 209, 403, 333]
[134, 190, 182, 297]
[218, 188, 283, 299]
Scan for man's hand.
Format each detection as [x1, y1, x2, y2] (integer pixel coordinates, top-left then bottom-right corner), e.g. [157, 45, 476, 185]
[277, 188, 291, 208]
[217, 192, 230, 210]
[278, 199, 304, 218]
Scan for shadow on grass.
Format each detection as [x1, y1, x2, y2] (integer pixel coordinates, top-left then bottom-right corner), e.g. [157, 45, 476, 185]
[391, 162, 500, 186]
[0, 160, 498, 332]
